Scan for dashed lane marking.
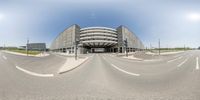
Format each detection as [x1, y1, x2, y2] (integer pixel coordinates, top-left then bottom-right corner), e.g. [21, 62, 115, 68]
[196, 57, 199, 70]
[2, 55, 7, 60]
[16, 66, 54, 77]
[143, 59, 161, 62]
[173, 55, 181, 58]
[177, 58, 188, 67]
[167, 56, 183, 63]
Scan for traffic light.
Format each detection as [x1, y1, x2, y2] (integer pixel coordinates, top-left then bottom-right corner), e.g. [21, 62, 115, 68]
[124, 38, 128, 47]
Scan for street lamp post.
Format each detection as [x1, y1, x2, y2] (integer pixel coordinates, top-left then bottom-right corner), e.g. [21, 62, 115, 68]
[3, 44, 5, 50]
[75, 39, 80, 60]
[124, 38, 128, 57]
[26, 38, 29, 56]
[149, 43, 151, 52]
[158, 39, 160, 55]
[184, 44, 185, 51]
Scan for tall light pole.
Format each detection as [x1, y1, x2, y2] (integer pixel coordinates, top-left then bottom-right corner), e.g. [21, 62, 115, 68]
[158, 39, 160, 55]
[26, 38, 29, 56]
[184, 44, 185, 51]
[75, 39, 80, 60]
[149, 43, 152, 51]
[124, 38, 128, 57]
[4, 44, 5, 50]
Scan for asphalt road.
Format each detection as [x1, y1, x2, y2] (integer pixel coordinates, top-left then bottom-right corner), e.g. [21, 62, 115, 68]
[0, 50, 200, 100]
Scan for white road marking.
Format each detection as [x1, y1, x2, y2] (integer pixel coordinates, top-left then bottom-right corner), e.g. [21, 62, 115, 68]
[173, 55, 181, 58]
[196, 57, 199, 70]
[102, 56, 105, 59]
[177, 58, 188, 67]
[110, 64, 140, 76]
[16, 66, 54, 77]
[102, 55, 140, 76]
[2, 55, 7, 60]
[167, 56, 183, 63]
[143, 59, 161, 62]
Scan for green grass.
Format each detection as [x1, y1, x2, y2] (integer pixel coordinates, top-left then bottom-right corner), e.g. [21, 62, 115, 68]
[148, 48, 191, 53]
[7, 49, 41, 55]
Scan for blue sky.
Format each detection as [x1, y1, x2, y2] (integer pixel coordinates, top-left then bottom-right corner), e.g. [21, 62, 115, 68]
[0, 0, 200, 48]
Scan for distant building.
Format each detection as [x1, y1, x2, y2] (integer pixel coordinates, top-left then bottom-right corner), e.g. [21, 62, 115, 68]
[19, 46, 26, 50]
[50, 24, 144, 54]
[5, 46, 18, 49]
[27, 43, 46, 51]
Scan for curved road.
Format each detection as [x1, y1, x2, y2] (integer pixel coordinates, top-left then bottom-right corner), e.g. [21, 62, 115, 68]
[0, 50, 200, 100]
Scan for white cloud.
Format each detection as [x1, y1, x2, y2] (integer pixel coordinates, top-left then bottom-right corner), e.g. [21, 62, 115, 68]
[187, 12, 200, 22]
[0, 0, 200, 48]
[0, 13, 4, 21]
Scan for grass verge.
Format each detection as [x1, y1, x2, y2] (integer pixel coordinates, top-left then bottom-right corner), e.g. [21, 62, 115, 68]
[7, 49, 41, 55]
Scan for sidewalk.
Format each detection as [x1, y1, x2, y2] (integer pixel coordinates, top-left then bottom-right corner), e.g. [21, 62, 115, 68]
[122, 55, 143, 61]
[116, 52, 136, 57]
[53, 52, 88, 57]
[58, 57, 89, 74]
[145, 51, 184, 55]
[54, 52, 75, 56]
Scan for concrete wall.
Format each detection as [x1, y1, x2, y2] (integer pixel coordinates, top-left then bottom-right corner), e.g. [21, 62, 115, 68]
[50, 25, 80, 53]
[117, 26, 144, 53]
[50, 24, 144, 54]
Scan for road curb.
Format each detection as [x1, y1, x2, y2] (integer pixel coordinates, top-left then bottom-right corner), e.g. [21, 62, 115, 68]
[121, 56, 143, 61]
[58, 57, 89, 74]
[2, 50, 50, 57]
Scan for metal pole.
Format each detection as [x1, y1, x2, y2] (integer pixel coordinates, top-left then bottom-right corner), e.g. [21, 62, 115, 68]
[4, 44, 5, 50]
[150, 43, 152, 52]
[158, 39, 160, 55]
[75, 40, 79, 60]
[75, 42, 77, 60]
[126, 47, 128, 57]
[184, 44, 185, 51]
[124, 38, 128, 57]
[26, 38, 29, 56]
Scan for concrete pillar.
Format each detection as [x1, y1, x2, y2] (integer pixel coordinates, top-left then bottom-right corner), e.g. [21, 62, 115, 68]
[117, 47, 119, 53]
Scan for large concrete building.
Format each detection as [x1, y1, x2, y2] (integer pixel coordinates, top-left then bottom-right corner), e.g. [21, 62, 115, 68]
[50, 24, 144, 54]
